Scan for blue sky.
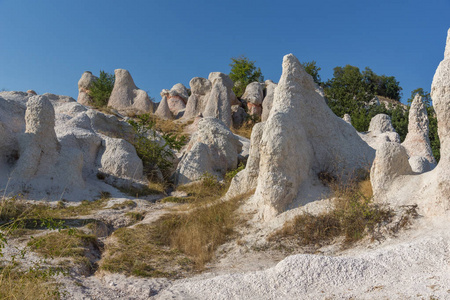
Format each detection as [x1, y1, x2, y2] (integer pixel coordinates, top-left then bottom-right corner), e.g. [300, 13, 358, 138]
[0, 0, 448, 104]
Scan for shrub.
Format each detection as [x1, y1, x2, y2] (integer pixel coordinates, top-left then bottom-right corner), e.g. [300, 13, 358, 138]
[229, 55, 264, 98]
[128, 114, 187, 180]
[88, 70, 115, 108]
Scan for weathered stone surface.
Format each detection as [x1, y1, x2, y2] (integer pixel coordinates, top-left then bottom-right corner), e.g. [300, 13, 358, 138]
[165, 83, 188, 115]
[77, 71, 98, 106]
[343, 114, 352, 124]
[203, 73, 233, 128]
[359, 114, 400, 150]
[261, 80, 277, 122]
[108, 69, 153, 115]
[155, 96, 173, 120]
[370, 142, 413, 195]
[231, 105, 248, 128]
[226, 122, 264, 199]
[369, 114, 395, 133]
[402, 94, 436, 172]
[370, 28, 450, 216]
[0, 92, 147, 201]
[27, 90, 37, 95]
[183, 77, 212, 120]
[175, 117, 242, 185]
[99, 137, 144, 181]
[242, 82, 264, 105]
[234, 54, 374, 220]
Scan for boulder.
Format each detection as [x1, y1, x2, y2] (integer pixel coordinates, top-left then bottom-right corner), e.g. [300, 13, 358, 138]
[99, 137, 144, 181]
[203, 72, 233, 128]
[370, 142, 413, 195]
[77, 71, 98, 106]
[27, 90, 37, 95]
[231, 54, 375, 220]
[402, 94, 436, 172]
[167, 83, 188, 115]
[242, 82, 264, 117]
[183, 77, 212, 120]
[261, 80, 277, 122]
[359, 114, 400, 150]
[108, 69, 154, 116]
[155, 95, 173, 120]
[369, 114, 395, 133]
[175, 117, 242, 185]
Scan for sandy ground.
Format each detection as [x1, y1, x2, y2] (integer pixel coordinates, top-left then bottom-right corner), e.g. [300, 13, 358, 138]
[2, 196, 449, 299]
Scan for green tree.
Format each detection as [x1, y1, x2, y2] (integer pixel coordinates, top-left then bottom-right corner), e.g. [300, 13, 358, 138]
[229, 55, 264, 98]
[89, 70, 115, 108]
[301, 60, 321, 84]
[324, 65, 373, 117]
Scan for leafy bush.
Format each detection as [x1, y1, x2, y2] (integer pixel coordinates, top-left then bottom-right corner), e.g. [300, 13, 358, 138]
[229, 55, 264, 98]
[301, 60, 321, 84]
[88, 70, 115, 108]
[128, 114, 187, 180]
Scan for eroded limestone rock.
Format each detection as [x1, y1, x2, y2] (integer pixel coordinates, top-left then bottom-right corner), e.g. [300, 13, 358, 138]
[108, 69, 153, 115]
[175, 117, 242, 185]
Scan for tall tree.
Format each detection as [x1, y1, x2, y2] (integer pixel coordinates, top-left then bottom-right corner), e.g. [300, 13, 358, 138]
[229, 55, 264, 98]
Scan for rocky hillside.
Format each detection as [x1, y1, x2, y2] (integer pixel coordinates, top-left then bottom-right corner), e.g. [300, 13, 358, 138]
[0, 28, 449, 300]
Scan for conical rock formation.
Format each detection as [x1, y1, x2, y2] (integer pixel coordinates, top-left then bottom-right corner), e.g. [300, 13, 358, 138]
[402, 94, 436, 172]
[108, 69, 154, 115]
[155, 95, 173, 120]
[228, 54, 375, 220]
[77, 71, 98, 106]
[203, 72, 233, 127]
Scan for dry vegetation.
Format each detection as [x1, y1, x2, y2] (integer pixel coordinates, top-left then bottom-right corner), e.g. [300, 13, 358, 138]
[99, 173, 250, 277]
[0, 265, 61, 300]
[269, 178, 395, 247]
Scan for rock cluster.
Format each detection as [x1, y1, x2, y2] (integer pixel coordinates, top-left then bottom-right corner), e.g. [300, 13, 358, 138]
[0, 91, 145, 200]
[370, 28, 450, 216]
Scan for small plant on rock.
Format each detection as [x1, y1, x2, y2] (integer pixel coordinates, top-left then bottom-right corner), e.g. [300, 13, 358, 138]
[128, 114, 187, 180]
[88, 70, 115, 108]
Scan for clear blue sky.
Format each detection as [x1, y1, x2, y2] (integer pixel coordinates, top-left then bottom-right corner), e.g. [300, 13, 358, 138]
[0, 0, 448, 104]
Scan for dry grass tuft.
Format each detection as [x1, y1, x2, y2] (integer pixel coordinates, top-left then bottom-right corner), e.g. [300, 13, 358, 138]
[270, 179, 394, 246]
[28, 229, 100, 273]
[100, 174, 251, 277]
[0, 265, 61, 300]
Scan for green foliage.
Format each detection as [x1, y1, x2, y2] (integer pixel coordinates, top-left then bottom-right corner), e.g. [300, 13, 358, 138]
[325, 65, 373, 117]
[325, 65, 403, 118]
[224, 163, 245, 182]
[363, 67, 402, 101]
[301, 60, 321, 84]
[128, 114, 187, 180]
[229, 55, 264, 97]
[88, 70, 115, 108]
